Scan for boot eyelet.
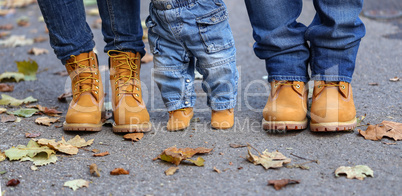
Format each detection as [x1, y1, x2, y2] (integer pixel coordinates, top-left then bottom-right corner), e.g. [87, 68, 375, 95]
[295, 84, 300, 88]
[95, 91, 98, 94]
[115, 87, 118, 91]
[96, 80, 99, 82]
[136, 87, 139, 91]
[341, 85, 346, 89]
[135, 94, 139, 97]
[91, 57, 94, 60]
[95, 72, 98, 75]
[117, 93, 120, 96]
[115, 81, 118, 84]
[318, 85, 322, 88]
[96, 86, 99, 89]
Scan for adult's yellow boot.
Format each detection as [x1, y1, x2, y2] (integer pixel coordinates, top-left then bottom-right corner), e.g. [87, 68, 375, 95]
[108, 51, 151, 133]
[63, 51, 103, 131]
[310, 81, 356, 131]
[262, 80, 308, 130]
[167, 108, 194, 131]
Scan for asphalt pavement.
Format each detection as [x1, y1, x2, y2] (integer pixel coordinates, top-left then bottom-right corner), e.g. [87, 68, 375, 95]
[0, 0, 401, 195]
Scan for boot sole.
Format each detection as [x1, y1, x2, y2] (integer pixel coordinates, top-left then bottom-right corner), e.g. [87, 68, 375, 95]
[310, 118, 357, 132]
[262, 118, 308, 130]
[63, 121, 103, 132]
[113, 123, 152, 133]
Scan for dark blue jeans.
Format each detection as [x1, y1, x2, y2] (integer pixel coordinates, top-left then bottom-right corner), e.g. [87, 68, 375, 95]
[245, 0, 366, 83]
[37, 0, 145, 64]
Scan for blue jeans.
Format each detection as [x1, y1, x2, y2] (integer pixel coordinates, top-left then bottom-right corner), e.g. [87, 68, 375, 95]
[37, 0, 145, 64]
[244, 0, 366, 83]
[147, 0, 238, 111]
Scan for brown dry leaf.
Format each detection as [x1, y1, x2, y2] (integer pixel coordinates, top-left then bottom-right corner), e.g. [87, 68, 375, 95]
[110, 168, 129, 175]
[0, 150, 5, 162]
[268, 179, 300, 190]
[213, 166, 221, 174]
[0, 83, 14, 92]
[153, 146, 213, 166]
[165, 167, 179, 176]
[33, 36, 47, 43]
[92, 18, 102, 29]
[89, 163, 100, 177]
[28, 47, 48, 56]
[17, 18, 29, 27]
[358, 121, 402, 141]
[25, 132, 41, 138]
[93, 151, 109, 157]
[123, 133, 144, 142]
[66, 135, 94, 147]
[0, 24, 13, 30]
[335, 165, 374, 180]
[6, 179, 20, 187]
[27, 104, 62, 116]
[1, 114, 17, 123]
[141, 52, 153, 64]
[92, 149, 100, 153]
[37, 137, 78, 155]
[229, 143, 247, 148]
[247, 146, 291, 170]
[389, 77, 400, 82]
[35, 117, 60, 126]
[58, 91, 72, 102]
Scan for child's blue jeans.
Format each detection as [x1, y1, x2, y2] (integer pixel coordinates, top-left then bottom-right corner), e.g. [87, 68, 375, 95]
[37, 0, 145, 64]
[244, 0, 366, 83]
[147, 0, 238, 111]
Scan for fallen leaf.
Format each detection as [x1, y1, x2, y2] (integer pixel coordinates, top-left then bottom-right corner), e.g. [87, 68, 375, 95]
[229, 143, 247, 148]
[28, 47, 48, 56]
[53, 70, 68, 76]
[0, 24, 13, 30]
[0, 31, 11, 38]
[17, 17, 29, 27]
[213, 166, 221, 173]
[141, 53, 153, 64]
[335, 165, 374, 180]
[356, 114, 367, 127]
[1, 114, 17, 123]
[0, 150, 5, 162]
[89, 163, 100, 177]
[15, 117, 21, 122]
[31, 165, 38, 171]
[92, 149, 100, 153]
[187, 157, 205, 167]
[37, 138, 78, 155]
[285, 164, 310, 170]
[358, 121, 402, 141]
[0, 83, 14, 92]
[35, 117, 60, 126]
[92, 18, 102, 29]
[268, 179, 300, 190]
[21, 153, 58, 166]
[110, 168, 129, 175]
[27, 105, 62, 116]
[25, 132, 41, 138]
[2, 0, 37, 8]
[123, 133, 144, 142]
[58, 91, 72, 102]
[247, 146, 291, 170]
[64, 179, 89, 191]
[238, 167, 243, 170]
[389, 77, 400, 82]
[0, 171, 6, 175]
[0, 72, 25, 82]
[6, 179, 20, 187]
[0, 35, 34, 47]
[16, 59, 38, 81]
[8, 108, 38, 117]
[154, 146, 213, 166]
[33, 36, 47, 43]
[165, 167, 179, 176]
[0, 94, 37, 106]
[4, 140, 55, 161]
[66, 135, 94, 147]
[0, 108, 6, 114]
[93, 151, 109, 157]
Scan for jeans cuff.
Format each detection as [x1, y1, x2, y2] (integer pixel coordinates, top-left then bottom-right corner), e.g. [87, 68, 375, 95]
[267, 75, 309, 83]
[165, 99, 195, 112]
[311, 75, 352, 83]
[210, 100, 236, 111]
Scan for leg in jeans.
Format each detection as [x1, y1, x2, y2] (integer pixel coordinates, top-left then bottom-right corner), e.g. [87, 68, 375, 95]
[244, 0, 310, 82]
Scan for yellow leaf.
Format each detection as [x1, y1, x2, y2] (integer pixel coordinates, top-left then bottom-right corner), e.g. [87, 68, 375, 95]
[66, 135, 94, 148]
[64, 179, 89, 191]
[0, 150, 5, 162]
[165, 167, 179, 176]
[335, 165, 374, 180]
[154, 146, 213, 166]
[35, 117, 60, 126]
[247, 146, 291, 170]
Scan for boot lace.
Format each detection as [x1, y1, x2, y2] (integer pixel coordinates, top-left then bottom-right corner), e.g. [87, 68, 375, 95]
[168, 108, 187, 114]
[317, 82, 345, 89]
[274, 80, 301, 89]
[108, 50, 140, 97]
[66, 55, 98, 98]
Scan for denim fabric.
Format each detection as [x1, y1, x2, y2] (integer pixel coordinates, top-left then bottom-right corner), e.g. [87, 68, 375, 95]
[37, 0, 145, 64]
[244, 0, 366, 83]
[147, 0, 238, 111]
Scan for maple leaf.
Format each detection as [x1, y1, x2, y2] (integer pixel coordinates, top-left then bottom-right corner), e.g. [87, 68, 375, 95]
[64, 179, 89, 191]
[37, 138, 78, 155]
[268, 179, 300, 190]
[0, 94, 37, 106]
[90, 163, 100, 177]
[247, 146, 291, 170]
[0, 83, 14, 92]
[21, 153, 58, 166]
[0, 150, 5, 162]
[0, 72, 25, 82]
[8, 108, 38, 117]
[165, 167, 179, 176]
[123, 133, 144, 142]
[16, 60, 38, 81]
[35, 117, 60, 126]
[335, 165, 374, 180]
[358, 121, 402, 141]
[110, 168, 129, 175]
[66, 135, 94, 147]
[4, 140, 55, 161]
[154, 146, 213, 166]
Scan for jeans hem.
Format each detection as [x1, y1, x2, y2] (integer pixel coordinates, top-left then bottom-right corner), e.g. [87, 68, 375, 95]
[311, 75, 352, 83]
[210, 100, 236, 111]
[165, 100, 195, 112]
[268, 75, 309, 83]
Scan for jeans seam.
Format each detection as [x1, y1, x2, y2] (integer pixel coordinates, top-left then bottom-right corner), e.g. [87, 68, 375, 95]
[106, 0, 121, 50]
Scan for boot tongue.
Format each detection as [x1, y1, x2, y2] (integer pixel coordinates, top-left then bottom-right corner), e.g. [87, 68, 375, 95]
[68, 53, 94, 92]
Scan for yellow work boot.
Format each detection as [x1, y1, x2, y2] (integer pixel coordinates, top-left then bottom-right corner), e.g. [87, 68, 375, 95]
[63, 51, 104, 131]
[167, 108, 194, 131]
[262, 80, 308, 130]
[211, 108, 234, 129]
[108, 50, 151, 133]
[310, 81, 357, 132]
